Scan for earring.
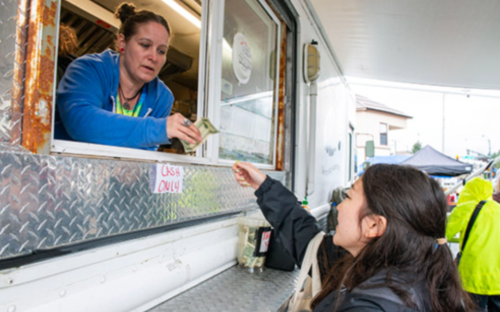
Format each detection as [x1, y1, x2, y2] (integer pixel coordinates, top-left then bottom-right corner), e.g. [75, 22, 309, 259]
[120, 48, 125, 53]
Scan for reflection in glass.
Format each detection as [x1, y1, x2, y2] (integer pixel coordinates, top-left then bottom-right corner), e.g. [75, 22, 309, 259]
[219, 0, 279, 164]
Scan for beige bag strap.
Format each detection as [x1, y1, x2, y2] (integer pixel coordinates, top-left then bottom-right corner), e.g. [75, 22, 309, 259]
[291, 232, 325, 304]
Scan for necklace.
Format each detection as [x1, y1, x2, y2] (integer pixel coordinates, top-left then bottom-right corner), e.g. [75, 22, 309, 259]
[119, 84, 142, 110]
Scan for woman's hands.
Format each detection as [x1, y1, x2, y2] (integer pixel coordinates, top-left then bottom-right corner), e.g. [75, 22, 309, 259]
[232, 161, 267, 190]
[166, 113, 202, 144]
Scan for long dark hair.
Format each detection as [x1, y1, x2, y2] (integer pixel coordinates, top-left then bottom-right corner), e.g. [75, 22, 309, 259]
[312, 164, 473, 311]
[114, 2, 171, 44]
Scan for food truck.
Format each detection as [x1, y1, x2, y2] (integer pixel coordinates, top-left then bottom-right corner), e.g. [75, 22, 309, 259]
[0, 0, 356, 310]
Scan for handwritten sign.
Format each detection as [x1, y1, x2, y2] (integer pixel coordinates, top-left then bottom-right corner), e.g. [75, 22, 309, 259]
[150, 164, 184, 194]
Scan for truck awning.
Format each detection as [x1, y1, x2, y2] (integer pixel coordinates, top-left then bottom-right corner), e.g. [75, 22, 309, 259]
[309, 0, 500, 90]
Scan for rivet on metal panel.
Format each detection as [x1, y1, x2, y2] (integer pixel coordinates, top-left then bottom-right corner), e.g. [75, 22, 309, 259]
[59, 289, 66, 297]
[8, 306, 16, 312]
[100, 276, 106, 284]
[8, 279, 13, 285]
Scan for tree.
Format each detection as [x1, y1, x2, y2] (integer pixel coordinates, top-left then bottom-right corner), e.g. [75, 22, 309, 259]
[491, 149, 500, 169]
[412, 141, 422, 154]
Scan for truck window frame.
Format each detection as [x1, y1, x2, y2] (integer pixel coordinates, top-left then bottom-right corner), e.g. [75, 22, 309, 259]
[48, 0, 281, 171]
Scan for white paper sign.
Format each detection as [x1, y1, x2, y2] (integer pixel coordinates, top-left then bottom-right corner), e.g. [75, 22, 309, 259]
[151, 164, 184, 194]
[232, 32, 252, 84]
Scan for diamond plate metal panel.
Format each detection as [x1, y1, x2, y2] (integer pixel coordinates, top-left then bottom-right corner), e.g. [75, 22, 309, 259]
[148, 266, 299, 312]
[0, 0, 23, 143]
[0, 145, 287, 260]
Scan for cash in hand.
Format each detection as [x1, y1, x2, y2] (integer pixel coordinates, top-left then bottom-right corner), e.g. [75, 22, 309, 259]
[180, 117, 219, 153]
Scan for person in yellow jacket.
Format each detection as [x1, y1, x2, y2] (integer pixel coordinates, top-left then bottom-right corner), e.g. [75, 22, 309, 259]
[446, 177, 500, 311]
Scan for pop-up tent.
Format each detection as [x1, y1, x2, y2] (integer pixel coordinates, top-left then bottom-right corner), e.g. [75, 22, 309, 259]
[401, 145, 473, 177]
[357, 155, 411, 176]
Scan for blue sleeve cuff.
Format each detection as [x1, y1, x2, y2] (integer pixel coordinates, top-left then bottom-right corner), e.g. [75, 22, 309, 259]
[147, 117, 170, 146]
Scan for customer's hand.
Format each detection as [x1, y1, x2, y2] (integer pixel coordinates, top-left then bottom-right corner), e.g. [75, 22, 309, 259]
[232, 161, 266, 190]
[166, 113, 202, 144]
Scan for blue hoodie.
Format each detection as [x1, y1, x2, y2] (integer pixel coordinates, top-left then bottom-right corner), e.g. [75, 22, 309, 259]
[55, 49, 173, 150]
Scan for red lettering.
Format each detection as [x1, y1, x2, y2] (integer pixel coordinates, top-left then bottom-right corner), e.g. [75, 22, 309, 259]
[174, 181, 180, 192]
[157, 179, 181, 193]
[158, 181, 163, 192]
[161, 165, 180, 177]
[158, 180, 165, 192]
[156, 165, 183, 193]
[161, 165, 168, 177]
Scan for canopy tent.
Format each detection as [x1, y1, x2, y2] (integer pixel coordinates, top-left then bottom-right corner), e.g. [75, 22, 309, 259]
[309, 0, 500, 90]
[401, 145, 473, 176]
[357, 155, 411, 176]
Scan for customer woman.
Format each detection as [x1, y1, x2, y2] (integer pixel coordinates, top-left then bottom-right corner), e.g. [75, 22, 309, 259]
[56, 2, 201, 150]
[232, 162, 473, 311]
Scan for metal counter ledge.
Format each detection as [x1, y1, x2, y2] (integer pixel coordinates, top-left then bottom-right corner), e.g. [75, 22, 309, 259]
[148, 265, 299, 312]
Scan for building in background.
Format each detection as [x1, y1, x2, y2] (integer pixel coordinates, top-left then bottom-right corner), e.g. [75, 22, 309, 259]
[356, 95, 412, 163]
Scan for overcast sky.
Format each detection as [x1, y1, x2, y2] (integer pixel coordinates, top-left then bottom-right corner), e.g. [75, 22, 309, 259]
[348, 78, 500, 158]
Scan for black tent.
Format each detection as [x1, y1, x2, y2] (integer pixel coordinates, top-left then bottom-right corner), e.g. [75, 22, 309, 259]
[401, 145, 473, 176]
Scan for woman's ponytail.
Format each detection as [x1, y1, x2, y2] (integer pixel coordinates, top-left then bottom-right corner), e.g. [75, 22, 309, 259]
[114, 2, 137, 24]
[427, 242, 473, 311]
[113, 1, 171, 45]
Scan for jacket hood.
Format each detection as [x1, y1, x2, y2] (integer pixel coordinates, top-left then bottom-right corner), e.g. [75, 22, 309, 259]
[456, 177, 493, 206]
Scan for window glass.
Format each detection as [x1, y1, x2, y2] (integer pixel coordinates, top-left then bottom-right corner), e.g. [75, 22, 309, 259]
[218, 0, 279, 165]
[380, 123, 388, 146]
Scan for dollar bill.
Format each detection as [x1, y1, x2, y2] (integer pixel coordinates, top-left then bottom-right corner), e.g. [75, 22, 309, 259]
[180, 117, 219, 153]
[237, 225, 266, 269]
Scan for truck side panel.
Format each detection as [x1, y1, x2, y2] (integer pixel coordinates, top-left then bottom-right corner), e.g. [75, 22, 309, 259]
[0, 0, 354, 310]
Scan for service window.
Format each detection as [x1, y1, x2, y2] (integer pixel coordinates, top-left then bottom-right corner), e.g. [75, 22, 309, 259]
[52, 0, 206, 160]
[51, 0, 284, 168]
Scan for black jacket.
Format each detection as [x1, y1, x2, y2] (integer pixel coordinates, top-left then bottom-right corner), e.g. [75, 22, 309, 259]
[255, 177, 426, 312]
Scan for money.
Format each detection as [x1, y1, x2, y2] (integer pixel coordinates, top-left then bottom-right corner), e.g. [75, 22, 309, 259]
[180, 117, 219, 153]
[237, 225, 266, 269]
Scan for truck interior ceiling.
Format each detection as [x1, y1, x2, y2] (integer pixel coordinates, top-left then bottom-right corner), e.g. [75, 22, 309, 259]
[59, 0, 202, 154]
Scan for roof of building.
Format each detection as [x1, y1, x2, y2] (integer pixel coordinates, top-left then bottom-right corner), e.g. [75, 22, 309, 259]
[356, 95, 413, 118]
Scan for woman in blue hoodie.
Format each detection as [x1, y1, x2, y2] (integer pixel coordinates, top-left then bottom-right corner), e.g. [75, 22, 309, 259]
[55, 2, 201, 151]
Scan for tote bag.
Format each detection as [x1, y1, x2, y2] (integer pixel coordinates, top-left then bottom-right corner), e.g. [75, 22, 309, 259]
[278, 231, 325, 312]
